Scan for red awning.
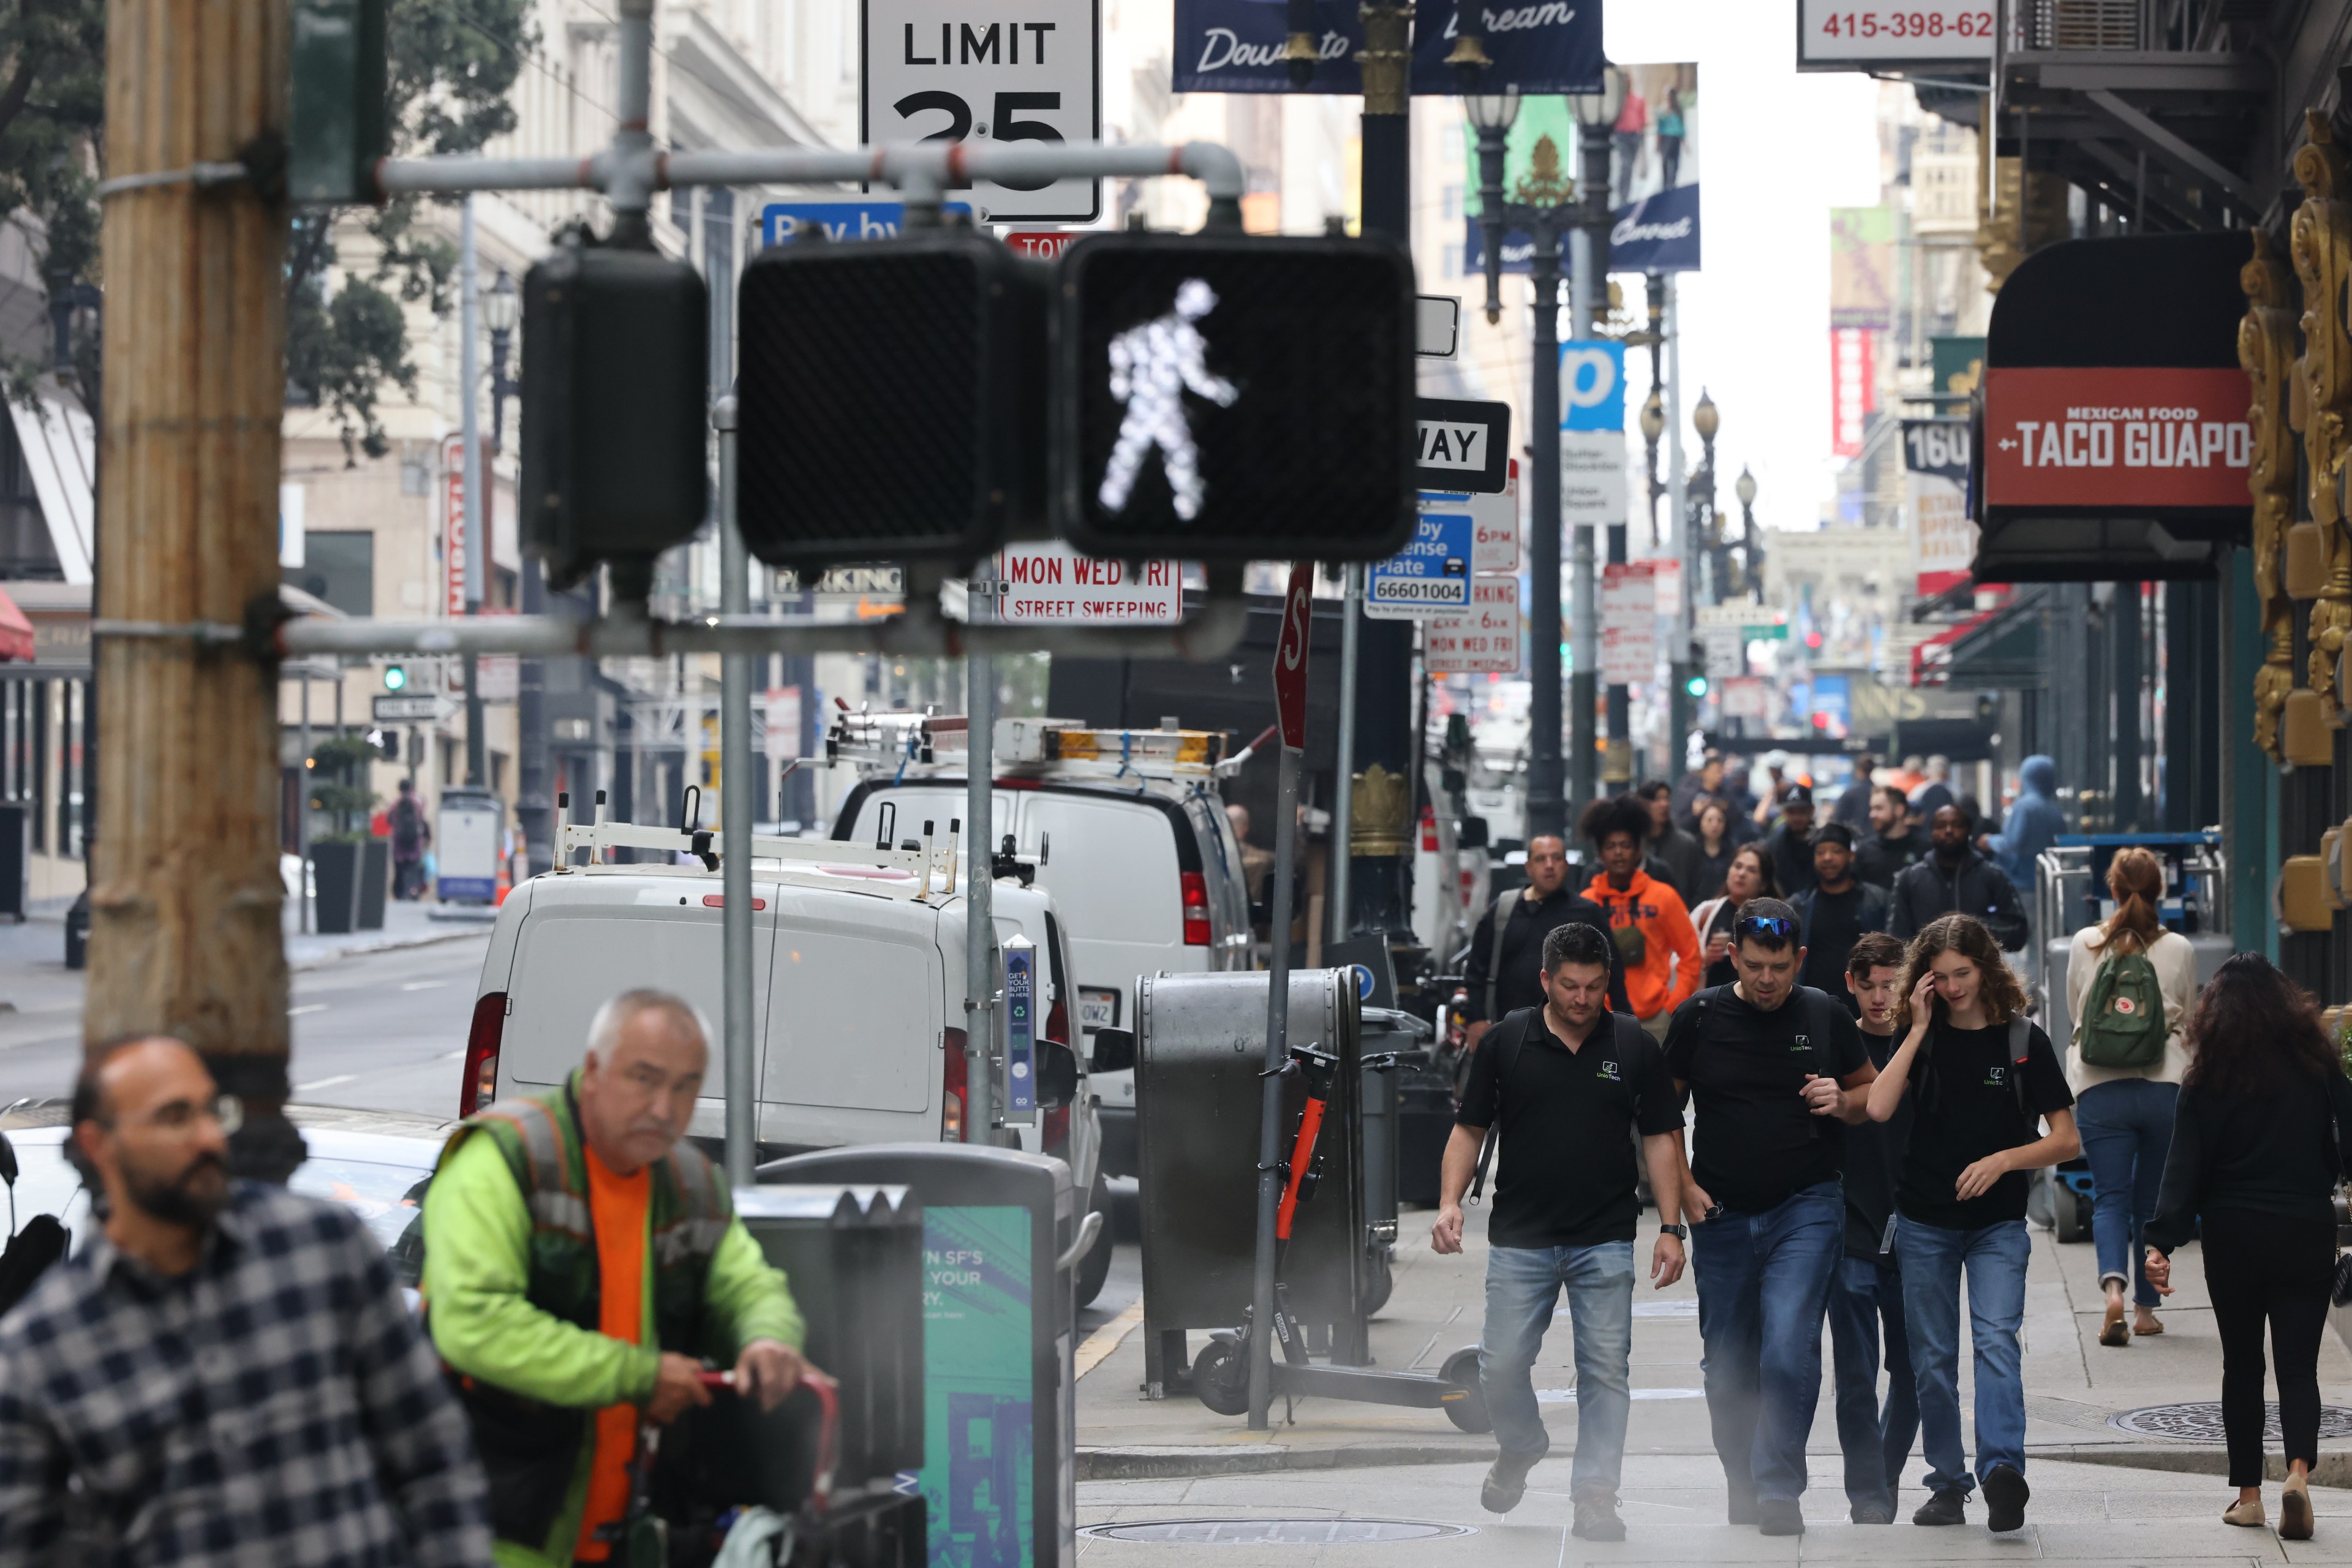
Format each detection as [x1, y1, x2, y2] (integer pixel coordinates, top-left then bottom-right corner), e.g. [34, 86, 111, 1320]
[0, 584, 37, 664]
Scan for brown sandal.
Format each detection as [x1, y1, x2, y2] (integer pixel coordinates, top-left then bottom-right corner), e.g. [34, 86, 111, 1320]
[2099, 1302, 2130, 1347]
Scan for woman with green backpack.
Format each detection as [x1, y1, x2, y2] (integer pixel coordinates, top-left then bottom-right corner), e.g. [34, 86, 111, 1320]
[2065, 848, 2197, 1348]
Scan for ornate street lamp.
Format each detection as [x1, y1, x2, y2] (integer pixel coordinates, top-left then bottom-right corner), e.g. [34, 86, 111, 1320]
[1691, 389, 1720, 607]
[1735, 465, 1762, 605]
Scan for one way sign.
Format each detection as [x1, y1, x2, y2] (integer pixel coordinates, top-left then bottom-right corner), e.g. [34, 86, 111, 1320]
[1413, 398, 1510, 494]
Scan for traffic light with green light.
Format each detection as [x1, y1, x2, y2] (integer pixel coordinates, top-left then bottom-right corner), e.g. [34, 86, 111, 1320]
[1684, 673, 1709, 698]
[382, 665, 407, 692]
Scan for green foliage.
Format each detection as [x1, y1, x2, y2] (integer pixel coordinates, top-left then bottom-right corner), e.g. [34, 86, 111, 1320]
[287, 268, 418, 462]
[310, 734, 383, 834]
[0, 0, 104, 402]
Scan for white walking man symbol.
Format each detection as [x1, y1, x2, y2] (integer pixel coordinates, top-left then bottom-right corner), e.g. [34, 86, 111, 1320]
[1096, 277, 1238, 521]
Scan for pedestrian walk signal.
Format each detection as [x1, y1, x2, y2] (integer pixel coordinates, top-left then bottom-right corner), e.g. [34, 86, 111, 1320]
[1054, 232, 1417, 562]
[736, 229, 1048, 570]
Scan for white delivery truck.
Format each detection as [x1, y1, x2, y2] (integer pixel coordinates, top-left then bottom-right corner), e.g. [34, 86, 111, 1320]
[461, 807, 1114, 1302]
[827, 714, 1255, 1178]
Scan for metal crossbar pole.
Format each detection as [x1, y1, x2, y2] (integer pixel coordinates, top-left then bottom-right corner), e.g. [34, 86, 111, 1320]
[717, 396, 757, 1189]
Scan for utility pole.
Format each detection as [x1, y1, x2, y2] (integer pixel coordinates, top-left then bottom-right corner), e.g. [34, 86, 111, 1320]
[461, 197, 486, 786]
[85, 0, 295, 1174]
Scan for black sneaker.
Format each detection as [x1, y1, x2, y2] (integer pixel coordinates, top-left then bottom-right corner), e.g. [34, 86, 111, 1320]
[1572, 1496, 1627, 1542]
[1982, 1464, 2029, 1532]
[1480, 1450, 1541, 1515]
[1849, 1502, 1896, 1525]
[1726, 1487, 1758, 1525]
[1757, 1499, 1804, 1536]
[1913, 1490, 1967, 1526]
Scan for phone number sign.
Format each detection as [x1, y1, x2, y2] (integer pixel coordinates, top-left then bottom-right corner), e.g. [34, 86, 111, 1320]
[1798, 0, 1994, 67]
[1365, 497, 1473, 617]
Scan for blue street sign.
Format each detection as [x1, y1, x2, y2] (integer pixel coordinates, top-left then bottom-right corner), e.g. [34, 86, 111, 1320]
[759, 200, 975, 249]
[1368, 496, 1474, 614]
[1560, 340, 1626, 432]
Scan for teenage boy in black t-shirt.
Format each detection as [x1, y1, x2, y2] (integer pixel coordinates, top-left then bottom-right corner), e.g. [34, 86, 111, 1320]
[1434, 922, 1687, 1541]
[1864, 913, 2078, 1536]
[1662, 898, 1878, 1538]
[1826, 933, 1918, 1525]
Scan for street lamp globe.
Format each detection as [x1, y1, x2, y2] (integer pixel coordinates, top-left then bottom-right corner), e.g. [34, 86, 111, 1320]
[1466, 89, 1520, 132]
[1569, 66, 1626, 127]
[1735, 466, 1757, 508]
[1638, 387, 1665, 445]
[1692, 388, 1719, 444]
[483, 270, 520, 337]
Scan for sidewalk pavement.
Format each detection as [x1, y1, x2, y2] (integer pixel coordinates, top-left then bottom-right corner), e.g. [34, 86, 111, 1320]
[1077, 1189, 2352, 1495]
[0, 895, 489, 1016]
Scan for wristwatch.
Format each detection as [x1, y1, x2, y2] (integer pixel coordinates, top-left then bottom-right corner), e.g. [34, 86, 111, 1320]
[1659, 1224, 1687, 1240]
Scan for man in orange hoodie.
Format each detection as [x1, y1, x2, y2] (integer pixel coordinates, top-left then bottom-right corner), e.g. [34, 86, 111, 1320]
[1583, 795, 1702, 1040]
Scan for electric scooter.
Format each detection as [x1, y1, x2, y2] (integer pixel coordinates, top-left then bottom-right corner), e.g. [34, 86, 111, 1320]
[1190, 1041, 1489, 1432]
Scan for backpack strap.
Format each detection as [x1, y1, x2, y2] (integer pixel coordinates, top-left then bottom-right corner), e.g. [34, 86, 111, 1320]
[1468, 1009, 1535, 1204]
[1483, 890, 1518, 1024]
[2007, 1015, 2034, 1126]
[1798, 987, 1842, 1140]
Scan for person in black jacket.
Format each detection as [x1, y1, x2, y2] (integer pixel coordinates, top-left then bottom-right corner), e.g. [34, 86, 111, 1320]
[2144, 952, 2352, 1542]
[1763, 785, 1819, 897]
[1462, 834, 1627, 1042]
[1855, 786, 1931, 890]
[1790, 825, 1891, 1004]
[1888, 807, 2029, 951]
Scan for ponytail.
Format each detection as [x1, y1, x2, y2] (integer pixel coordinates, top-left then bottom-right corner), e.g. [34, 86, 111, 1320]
[2101, 846, 2165, 956]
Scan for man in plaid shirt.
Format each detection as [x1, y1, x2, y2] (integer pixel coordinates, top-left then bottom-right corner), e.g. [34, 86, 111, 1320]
[0, 1035, 492, 1566]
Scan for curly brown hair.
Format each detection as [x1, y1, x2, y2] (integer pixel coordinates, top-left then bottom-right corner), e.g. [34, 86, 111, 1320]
[2182, 951, 2341, 1098]
[1896, 913, 2030, 1032]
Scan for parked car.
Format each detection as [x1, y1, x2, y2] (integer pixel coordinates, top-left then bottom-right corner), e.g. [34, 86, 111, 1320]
[463, 815, 1115, 1303]
[829, 715, 1254, 1179]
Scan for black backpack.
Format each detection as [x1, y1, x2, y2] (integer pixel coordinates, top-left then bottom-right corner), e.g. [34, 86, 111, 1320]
[1468, 1009, 1649, 1202]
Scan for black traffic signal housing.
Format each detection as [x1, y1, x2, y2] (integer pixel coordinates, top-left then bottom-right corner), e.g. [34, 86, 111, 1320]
[287, 0, 387, 205]
[1052, 231, 1417, 562]
[736, 227, 1049, 573]
[519, 233, 709, 600]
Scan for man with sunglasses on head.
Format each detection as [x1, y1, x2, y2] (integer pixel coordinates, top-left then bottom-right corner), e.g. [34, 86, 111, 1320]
[0, 1036, 491, 1567]
[1662, 899, 1879, 1537]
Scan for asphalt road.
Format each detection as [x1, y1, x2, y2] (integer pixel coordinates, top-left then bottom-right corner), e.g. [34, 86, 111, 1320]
[0, 930, 492, 1115]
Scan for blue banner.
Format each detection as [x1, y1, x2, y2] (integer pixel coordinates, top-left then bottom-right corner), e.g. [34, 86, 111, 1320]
[759, 200, 974, 249]
[1173, 0, 1602, 96]
[1463, 184, 1702, 277]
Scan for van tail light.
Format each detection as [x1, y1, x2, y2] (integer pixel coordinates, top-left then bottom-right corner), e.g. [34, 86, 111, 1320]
[461, 992, 506, 1117]
[1043, 1000, 1072, 1153]
[1180, 871, 1212, 946]
[942, 1027, 969, 1142]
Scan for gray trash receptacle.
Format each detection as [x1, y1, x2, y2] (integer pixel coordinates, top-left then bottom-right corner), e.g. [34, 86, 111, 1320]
[1134, 968, 1367, 1396]
[1358, 1006, 1433, 1315]
[761, 1143, 1081, 1568]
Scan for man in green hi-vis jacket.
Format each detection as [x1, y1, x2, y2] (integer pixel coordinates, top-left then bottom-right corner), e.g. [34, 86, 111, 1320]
[423, 989, 806, 1568]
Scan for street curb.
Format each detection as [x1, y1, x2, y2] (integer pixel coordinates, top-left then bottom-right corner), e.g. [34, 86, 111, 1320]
[1076, 1439, 2352, 1486]
[287, 925, 489, 973]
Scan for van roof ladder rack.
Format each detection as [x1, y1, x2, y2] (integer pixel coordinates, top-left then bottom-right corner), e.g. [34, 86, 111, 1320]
[554, 818, 946, 903]
[825, 712, 1242, 783]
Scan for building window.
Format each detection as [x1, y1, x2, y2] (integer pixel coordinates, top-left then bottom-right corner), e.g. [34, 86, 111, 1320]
[288, 530, 374, 617]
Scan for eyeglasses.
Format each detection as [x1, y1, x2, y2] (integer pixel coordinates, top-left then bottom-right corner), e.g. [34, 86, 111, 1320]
[1735, 916, 1796, 941]
[124, 1095, 243, 1136]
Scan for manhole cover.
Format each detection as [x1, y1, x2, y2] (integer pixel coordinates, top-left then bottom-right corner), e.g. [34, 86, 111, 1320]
[1082, 1520, 1475, 1545]
[2109, 1403, 2352, 1443]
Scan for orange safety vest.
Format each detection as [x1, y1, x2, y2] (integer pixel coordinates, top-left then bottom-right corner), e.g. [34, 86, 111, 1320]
[575, 1147, 651, 1561]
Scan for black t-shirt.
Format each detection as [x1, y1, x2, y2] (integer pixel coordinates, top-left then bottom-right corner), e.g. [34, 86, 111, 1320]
[1456, 1008, 1683, 1250]
[1663, 985, 1870, 1216]
[1843, 1027, 1912, 1259]
[1896, 1019, 2073, 1232]
[1798, 885, 1874, 1003]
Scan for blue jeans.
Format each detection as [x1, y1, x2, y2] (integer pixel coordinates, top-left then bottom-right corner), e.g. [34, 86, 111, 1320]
[2076, 1078, 2179, 1309]
[1896, 1215, 2029, 1495]
[1826, 1253, 1918, 1513]
[1478, 1241, 1636, 1498]
[1689, 1181, 1844, 1502]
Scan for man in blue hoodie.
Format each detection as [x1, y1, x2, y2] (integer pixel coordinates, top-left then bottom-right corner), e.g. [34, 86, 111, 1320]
[1981, 756, 2065, 894]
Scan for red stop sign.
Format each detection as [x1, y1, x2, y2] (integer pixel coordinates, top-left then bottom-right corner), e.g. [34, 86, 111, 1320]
[1273, 563, 1313, 751]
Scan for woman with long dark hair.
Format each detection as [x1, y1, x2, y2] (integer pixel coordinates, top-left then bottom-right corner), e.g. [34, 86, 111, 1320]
[2067, 847, 2196, 1346]
[1864, 914, 2078, 1534]
[1687, 842, 1777, 989]
[1692, 797, 1738, 900]
[2144, 953, 2351, 1540]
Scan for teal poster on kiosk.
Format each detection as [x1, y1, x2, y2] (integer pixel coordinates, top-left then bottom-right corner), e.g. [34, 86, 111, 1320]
[922, 1207, 1034, 1568]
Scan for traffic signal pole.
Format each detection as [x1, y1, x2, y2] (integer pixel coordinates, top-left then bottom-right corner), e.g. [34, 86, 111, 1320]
[86, 0, 296, 1175]
[461, 198, 487, 786]
[717, 396, 758, 1189]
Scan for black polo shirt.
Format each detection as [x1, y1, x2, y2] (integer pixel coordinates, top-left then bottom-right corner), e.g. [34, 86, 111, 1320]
[1663, 985, 1870, 1216]
[1457, 1007, 1683, 1250]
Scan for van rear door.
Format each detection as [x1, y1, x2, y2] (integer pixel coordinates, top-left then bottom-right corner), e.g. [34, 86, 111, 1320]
[1021, 791, 1194, 1035]
[761, 891, 943, 1150]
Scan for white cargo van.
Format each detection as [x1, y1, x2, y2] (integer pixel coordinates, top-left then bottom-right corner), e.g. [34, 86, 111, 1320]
[827, 715, 1254, 1177]
[459, 813, 1113, 1301]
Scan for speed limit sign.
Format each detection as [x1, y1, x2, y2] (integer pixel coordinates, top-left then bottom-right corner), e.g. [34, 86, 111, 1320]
[862, 0, 1102, 224]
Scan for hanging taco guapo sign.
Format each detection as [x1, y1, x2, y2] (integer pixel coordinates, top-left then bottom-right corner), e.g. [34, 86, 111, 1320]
[1983, 366, 2251, 510]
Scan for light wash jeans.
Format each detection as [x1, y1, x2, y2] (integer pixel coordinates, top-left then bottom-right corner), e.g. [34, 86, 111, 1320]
[1895, 1215, 2030, 1495]
[1477, 1240, 1637, 1499]
[1689, 1181, 1845, 1503]
[2076, 1077, 2179, 1308]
